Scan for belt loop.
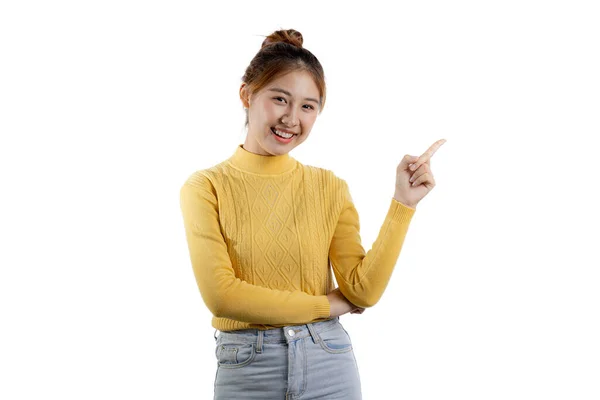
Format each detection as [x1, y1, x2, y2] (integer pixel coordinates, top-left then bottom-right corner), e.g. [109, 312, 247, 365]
[306, 323, 321, 344]
[214, 329, 219, 342]
[256, 330, 264, 353]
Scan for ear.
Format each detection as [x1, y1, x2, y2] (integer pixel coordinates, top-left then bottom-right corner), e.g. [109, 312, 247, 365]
[239, 83, 251, 109]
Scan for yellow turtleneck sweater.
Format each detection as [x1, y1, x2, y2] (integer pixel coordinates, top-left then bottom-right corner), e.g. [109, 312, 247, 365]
[179, 144, 416, 331]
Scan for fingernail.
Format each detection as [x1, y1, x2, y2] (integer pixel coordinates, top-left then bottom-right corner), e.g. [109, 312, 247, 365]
[410, 164, 417, 171]
[408, 163, 413, 168]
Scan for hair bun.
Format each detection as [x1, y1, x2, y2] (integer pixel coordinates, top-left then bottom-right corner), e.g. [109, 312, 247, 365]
[261, 29, 304, 49]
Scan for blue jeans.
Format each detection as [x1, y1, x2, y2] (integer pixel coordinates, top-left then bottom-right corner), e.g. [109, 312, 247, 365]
[212, 316, 362, 399]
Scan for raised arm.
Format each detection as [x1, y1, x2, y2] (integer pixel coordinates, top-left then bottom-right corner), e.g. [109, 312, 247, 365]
[179, 173, 331, 325]
[328, 179, 416, 308]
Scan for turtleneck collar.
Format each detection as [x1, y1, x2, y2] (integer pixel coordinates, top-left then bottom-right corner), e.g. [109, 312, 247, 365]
[226, 144, 298, 175]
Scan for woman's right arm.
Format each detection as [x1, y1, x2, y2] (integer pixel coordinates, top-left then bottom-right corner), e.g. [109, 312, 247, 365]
[327, 288, 365, 317]
[180, 174, 331, 325]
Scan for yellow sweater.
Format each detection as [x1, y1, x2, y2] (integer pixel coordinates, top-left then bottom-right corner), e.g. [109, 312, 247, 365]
[179, 144, 416, 331]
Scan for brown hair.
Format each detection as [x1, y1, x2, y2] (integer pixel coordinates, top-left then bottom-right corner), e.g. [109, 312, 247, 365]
[241, 29, 327, 128]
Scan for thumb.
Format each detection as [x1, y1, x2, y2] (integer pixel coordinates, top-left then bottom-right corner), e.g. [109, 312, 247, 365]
[405, 155, 419, 169]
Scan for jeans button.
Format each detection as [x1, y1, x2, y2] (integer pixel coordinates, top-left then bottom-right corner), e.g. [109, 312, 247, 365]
[288, 329, 295, 336]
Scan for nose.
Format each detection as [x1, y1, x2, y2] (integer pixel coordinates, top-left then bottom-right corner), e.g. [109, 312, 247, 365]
[282, 107, 299, 126]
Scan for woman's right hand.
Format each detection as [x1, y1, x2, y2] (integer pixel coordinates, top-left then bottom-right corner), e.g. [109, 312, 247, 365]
[326, 288, 365, 317]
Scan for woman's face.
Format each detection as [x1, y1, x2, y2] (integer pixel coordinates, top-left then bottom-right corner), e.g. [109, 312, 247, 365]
[240, 70, 320, 156]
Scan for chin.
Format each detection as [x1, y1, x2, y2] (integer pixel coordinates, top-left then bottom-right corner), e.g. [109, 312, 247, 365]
[268, 147, 290, 155]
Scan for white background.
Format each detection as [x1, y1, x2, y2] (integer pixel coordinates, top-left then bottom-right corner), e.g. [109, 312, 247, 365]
[1, 0, 599, 399]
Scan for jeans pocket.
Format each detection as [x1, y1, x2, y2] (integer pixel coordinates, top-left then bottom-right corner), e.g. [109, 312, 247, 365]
[215, 339, 257, 369]
[317, 323, 353, 354]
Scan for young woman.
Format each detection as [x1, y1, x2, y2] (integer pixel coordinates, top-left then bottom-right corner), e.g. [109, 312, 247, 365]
[180, 28, 445, 400]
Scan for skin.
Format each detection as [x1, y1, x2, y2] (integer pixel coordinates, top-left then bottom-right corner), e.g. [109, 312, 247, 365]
[239, 71, 446, 317]
[332, 139, 447, 316]
[239, 70, 320, 156]
[393, 139, 447, 209]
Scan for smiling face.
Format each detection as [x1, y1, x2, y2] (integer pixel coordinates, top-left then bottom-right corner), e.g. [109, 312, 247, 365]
[240, 70, 321, 156]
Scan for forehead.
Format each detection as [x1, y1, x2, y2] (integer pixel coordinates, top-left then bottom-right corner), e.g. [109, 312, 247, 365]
[265, 70, 319, 96]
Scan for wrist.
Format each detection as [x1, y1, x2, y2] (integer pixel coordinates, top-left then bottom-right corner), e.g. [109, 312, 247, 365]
[326, 294, 334, 317]
[393, 195, 416, 209]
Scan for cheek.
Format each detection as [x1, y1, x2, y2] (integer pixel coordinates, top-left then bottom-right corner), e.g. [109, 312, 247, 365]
[261, 104, 279, 123]
[302, 115, 317, 129]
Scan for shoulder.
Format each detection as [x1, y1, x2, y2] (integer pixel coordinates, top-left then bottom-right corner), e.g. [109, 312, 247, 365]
[180, 160, 230, 191]
[297, 162, 345, 184]
[181, 169, 210, 189]
[298, 164, 349, 202]
[318, 167, 348, 190]
[180, 166, 224, 197]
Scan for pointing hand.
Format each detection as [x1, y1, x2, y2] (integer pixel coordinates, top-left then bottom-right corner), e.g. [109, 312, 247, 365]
[394, 139, 446, 208]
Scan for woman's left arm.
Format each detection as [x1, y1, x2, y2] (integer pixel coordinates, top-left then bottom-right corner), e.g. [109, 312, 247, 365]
[329, 139, 446, 308]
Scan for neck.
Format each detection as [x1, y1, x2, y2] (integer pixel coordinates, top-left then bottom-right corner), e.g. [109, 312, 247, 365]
[227, 144, 298, 175]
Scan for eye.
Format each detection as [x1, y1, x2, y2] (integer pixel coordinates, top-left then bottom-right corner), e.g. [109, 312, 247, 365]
[273, 97, 314, 110]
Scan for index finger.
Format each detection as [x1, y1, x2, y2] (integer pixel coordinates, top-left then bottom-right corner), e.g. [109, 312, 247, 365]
[419, 139, 446, 160]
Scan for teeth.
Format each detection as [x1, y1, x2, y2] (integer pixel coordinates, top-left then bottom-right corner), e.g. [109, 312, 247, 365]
[273, 128, 294, 139]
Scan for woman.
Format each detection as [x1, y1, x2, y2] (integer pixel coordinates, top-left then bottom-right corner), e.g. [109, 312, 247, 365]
[179, 28, 445, 400]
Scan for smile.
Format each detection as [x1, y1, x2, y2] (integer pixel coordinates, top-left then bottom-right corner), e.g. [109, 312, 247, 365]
[271, 127, 296, 139]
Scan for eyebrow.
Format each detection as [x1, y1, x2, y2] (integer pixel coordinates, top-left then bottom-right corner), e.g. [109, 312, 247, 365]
[267, 88, 320, 104]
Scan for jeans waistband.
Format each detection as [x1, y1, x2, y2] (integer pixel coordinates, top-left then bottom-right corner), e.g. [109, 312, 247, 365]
[214, 317, 340, 346]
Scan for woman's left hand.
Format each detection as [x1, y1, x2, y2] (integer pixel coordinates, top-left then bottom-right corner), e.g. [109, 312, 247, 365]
[394, 139, 446, 208]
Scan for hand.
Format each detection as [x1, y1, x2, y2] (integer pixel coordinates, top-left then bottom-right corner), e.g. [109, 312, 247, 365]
[394, 139, 446, 208]
[326, 288, 365, 317]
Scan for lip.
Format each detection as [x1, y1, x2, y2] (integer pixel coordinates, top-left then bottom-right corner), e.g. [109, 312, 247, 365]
[272, 127, 299, 135]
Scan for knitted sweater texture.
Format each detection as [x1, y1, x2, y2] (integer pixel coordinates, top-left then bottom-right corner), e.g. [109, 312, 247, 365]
[180, 144, 416, 331]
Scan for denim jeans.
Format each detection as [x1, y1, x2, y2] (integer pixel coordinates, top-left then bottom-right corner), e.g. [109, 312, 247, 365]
[212, 316, 362, 399]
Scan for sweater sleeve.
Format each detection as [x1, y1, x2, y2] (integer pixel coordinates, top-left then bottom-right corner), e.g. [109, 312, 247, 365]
[179, 173, 331, 325]
[328, 179, 417, 308]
